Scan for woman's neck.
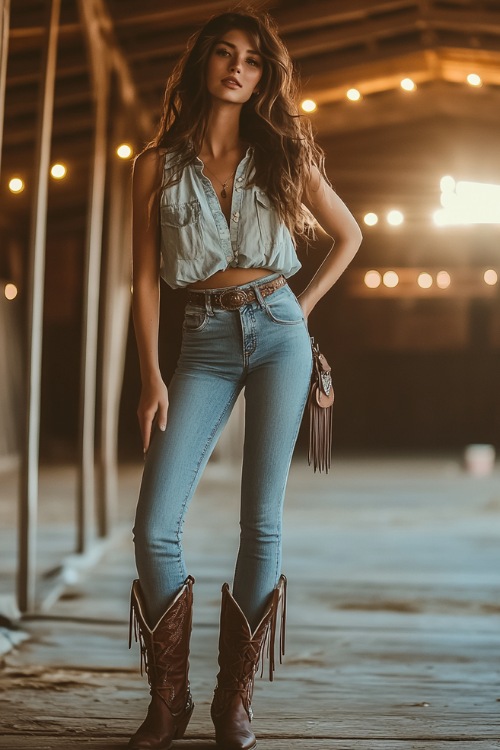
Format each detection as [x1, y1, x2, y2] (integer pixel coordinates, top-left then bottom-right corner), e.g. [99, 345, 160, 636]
[201, 102, 243, 159]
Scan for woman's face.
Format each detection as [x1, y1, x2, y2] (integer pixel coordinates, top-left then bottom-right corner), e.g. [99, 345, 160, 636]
[206, 28, 263, 105]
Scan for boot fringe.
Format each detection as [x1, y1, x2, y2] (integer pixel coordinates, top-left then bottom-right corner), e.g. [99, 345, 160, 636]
[260, 574, 287, 682]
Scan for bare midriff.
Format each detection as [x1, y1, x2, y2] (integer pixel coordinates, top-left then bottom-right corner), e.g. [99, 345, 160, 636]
[187, 267, 275, 290]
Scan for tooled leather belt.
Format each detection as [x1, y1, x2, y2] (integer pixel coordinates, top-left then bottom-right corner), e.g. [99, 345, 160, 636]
[186, 275, 287, 310]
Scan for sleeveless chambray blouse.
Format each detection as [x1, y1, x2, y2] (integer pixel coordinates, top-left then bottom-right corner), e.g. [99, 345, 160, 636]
[159, 147, 301, 289]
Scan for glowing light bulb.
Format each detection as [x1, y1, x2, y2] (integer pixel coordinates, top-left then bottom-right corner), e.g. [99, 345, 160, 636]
[4, 283, 18, 300]
[400, 78, 416, 91]
[301, 99, 317, 113]
[50, 163, 67, 179]
[364, 270, 381, 288]
[383, 271, 399, 288]
[363, 212, 378, 226]
[117, 144, 133, 159]
[440, 175, 456, 193]
[387, 210, 404, 226]
[346, 88, 361, 101]
[467, 73, 482, 87]
[436, 271, 451, 289]
[9, 177, 24, 193]
[484, 269, 498, 286]
[418, 272, 433, 289]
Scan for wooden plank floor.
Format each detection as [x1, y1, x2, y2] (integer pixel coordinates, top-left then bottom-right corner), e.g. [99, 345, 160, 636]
[1, 456, 500, 749]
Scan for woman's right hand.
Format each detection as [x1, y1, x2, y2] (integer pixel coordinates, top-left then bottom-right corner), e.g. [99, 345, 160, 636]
[137, 376, 169, 455]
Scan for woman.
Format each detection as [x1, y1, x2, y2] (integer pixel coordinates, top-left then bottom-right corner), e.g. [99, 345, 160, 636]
[129, 8, 362, 750]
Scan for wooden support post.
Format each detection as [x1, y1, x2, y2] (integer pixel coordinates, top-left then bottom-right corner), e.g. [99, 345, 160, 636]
[18, 0, 61, 613]
[0, 0, 10, 174]
[76, 0, 110, 553]
[97, 104, 133, 538]
[77, 0, 152, 549]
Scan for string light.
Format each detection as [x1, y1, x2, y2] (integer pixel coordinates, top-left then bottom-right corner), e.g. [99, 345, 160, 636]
[436, 271, 451, 289]
[4, 283, 18, 300]
[417, 272, 433, 289]
[346, 88, 361, 101]
[440, 176, 456, 193]
[467, 73, 482, 87]
[363, 212, 378, 226]
[8, 177, 24, 193]
[117, 144, 133, 159]
[484, 269, 498, 286]
[383, 271, 399, 288]
[387, 210, 404, 226]
[50, 163, 67, 179]
[400, 78, 416, 91]
[301, 99, 317, 113]
[364, 270, 381, 288]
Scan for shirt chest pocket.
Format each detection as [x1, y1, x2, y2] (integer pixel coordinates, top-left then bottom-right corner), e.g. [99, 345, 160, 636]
[254, 191, 272, 245]
[161, 200, 201, 227]
[160, 200, 203, 260]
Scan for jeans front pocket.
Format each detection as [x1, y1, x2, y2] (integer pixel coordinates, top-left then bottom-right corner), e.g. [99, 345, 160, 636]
[263, 287, 305, 326]
[183, 305, 209, 332]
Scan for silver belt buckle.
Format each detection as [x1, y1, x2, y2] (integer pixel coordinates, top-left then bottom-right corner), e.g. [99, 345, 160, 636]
[219, 289, 249, 310]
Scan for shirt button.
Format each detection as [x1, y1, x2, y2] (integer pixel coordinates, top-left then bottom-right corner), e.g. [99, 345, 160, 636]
[232, 212, 240, 222]
[237, 177, 243, 182]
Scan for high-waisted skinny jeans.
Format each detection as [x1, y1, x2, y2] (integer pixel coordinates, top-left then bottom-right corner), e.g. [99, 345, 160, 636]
[133, 272, 313, 630]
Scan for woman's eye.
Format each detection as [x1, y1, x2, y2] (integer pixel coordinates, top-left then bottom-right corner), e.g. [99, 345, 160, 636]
[247, 58, 259, 67]
[215, 48, 230, 57]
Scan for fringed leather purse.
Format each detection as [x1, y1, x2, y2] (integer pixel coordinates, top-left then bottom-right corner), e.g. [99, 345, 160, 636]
[308, 338, 334, 473]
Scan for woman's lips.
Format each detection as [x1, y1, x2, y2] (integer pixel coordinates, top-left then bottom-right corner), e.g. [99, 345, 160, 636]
[221, 77, 242, 89]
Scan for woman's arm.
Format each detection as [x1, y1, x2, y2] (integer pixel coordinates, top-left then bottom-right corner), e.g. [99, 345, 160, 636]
[298, 165, 363, 318]
[132, 148, 169, 453]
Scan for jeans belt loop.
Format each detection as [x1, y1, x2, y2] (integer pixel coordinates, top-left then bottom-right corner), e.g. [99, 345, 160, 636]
[252, 280, 266, 309]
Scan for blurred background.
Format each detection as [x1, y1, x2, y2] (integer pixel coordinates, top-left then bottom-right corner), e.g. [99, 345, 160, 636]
[1, 0, 499, 611]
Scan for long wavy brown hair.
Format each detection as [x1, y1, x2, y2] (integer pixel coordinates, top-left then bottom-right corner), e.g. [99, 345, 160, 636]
[146, 7, 327, 239]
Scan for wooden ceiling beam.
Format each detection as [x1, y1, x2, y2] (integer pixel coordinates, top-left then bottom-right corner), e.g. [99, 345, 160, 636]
[110, 0, 270, 29]
[285, 9, 422, 59]
[428, 7, 500, 36]
[109, 0, 416, 34]
[309, 80, 500, 136]
[298, 46, 500, 103]
[275, 0, 418, 33]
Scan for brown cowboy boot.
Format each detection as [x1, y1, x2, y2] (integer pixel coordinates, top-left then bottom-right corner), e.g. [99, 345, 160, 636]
[211, 575, 287, 750]
[128, 576, 195, 749]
